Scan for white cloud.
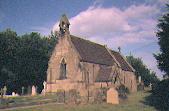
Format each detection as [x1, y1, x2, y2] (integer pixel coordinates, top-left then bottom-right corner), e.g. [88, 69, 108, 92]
[53, 4, 160, 47]
[124, 5, 159, 19]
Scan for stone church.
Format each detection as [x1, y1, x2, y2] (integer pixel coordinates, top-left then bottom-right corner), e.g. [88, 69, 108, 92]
[46, 15, 137, 96]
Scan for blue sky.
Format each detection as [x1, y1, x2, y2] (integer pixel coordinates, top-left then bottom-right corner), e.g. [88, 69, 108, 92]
[0, 0, 168, 78]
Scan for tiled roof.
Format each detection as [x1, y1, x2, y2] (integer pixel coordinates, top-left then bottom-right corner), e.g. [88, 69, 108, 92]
[110, 50, 133, 72]
[69, 35, 134, 82]
[95, 66, 112, 82]
[70, 35, 115, 66]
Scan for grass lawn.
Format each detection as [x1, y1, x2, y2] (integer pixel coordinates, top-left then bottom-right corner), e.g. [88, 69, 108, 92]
[6, 90, 157, 111]
[0, 94, 59, 109]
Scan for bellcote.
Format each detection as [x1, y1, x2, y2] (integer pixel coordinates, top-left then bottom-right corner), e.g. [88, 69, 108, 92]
[59, 14, 70, 36]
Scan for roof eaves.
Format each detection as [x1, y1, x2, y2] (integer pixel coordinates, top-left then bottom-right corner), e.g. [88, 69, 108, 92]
[120, 54, 135, 72]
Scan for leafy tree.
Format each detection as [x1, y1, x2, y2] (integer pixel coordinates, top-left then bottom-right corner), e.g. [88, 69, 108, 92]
[145, 79, 169, 111]
[0, 29, 19, 92]
[154, 4, 169, 76]
[147, 4, 169, 111]
[16, 32, 57, 93]
[0, 29, 58, 94]
[126, 55, 159, 86]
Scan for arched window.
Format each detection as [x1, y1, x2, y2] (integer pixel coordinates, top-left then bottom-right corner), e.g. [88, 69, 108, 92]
[59, 58, 67, 79]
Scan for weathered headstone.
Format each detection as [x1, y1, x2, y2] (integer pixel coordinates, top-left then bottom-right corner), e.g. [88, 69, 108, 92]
[107, 88, 119, 104]
[3, 86, 7, 96]
[15, 93, 19, 96]
[21, 87, 25, 95]
[149, 83, 152, 89]
[0, 88, 3, 98]
[42, 81, 47, 95]
[31, 85, 36, 96]
[27, 86, 32, 95]
[138, 76, 141, 83]
[43, 81, 46, 91]
[12, 92, 15, 96]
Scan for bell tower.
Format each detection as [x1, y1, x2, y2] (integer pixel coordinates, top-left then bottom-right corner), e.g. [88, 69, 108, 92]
[59, 14, 70, 36]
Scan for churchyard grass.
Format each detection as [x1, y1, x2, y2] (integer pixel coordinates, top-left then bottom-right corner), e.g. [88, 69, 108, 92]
[4, 90, 157, 111]
[0, 94, 58, 109]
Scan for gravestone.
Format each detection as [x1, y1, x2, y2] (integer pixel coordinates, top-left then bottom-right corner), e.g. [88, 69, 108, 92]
[149, 83, 152, 89]
[107, 88, 119, 104]
[3, 86, 7, 96]
[138, 76, 141, 83]
[12, 92, 18, 97]
[12, 92, 15, 96]
[15, 93, 19, 96]
[42, 81, 47, 95]
[43, 81, 46, 92]
[21, 87, 24, 95]
[31, 85, 36, 96]
[27, 86, 32, 95]
[0, 89, 3, 98]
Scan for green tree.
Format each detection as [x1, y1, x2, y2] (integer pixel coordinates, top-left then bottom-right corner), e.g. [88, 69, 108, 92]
[0, 29, 58, 94]
[148, 4, 169, 111]
[126, 55, 159, 86]
[0, 29, 19, 92]
[17, 32, 53, 93]
[154, 4, 169, 76]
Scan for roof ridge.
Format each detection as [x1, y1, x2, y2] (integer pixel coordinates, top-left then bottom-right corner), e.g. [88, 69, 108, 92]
[110, 49, 135, 72]
[70, 35, 105, 48]
[106, 48, 121, 67]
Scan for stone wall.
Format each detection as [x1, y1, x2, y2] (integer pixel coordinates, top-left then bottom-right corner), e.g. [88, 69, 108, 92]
[47, 35, 82, 83]
[119, 70, 137, 93]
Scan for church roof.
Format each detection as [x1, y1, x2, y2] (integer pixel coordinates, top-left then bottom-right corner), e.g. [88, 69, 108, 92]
[95, 66, 112, 82]
[70, 35, 115, 66]
[110, 50, 134, 72]
[70, 35, 134, 72]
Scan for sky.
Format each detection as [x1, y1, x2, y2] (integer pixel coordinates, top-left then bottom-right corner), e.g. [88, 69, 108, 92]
[0, 0, 168, 79]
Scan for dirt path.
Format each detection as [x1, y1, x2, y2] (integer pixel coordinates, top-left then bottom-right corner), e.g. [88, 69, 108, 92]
[0, 102, 63, 111]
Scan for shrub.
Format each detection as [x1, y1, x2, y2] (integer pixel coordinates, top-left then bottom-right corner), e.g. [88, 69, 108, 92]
[56, 89, 65, 103]
[150, 79, 169, 111]
[116, 85, 129, 100]
[137, 83, 144, 91]
[67, 89, 81, 104]
[94, 87, 108, 103]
